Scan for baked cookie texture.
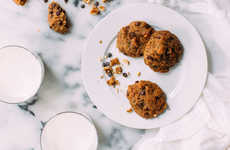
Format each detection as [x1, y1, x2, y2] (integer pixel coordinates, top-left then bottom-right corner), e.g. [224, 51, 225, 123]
[13, 0, 27, 6]
[127, 80, 168, 119]
[117, 21, 154, 57]
[144, 31, 183, 73]
[48, 2, 69, 34]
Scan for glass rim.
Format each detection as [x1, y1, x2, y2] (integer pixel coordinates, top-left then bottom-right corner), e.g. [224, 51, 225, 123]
[0, 45, 45, 104]
[40, 111, 98, 150]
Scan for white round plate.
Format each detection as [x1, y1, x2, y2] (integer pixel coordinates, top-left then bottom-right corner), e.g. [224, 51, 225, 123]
[82, 4, 207, 129]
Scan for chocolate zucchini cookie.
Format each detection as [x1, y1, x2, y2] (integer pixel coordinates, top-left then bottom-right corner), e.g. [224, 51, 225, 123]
[117, 21, 154, 57]
[144, 31, 183, 73]
[48, 2, 69, 34]
[13, 0, 27, 6]
[127, 80, 168, 119]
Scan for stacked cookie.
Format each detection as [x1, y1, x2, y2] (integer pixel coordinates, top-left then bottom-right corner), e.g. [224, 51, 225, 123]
[117, 21, 184, 119]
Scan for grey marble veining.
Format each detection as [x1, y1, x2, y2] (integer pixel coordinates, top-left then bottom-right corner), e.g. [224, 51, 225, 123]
[0, 0, 147, 149]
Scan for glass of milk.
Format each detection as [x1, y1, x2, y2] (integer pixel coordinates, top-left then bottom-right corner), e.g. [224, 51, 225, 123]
[40, 111, 98, 150]
[0, 45, 44, 104]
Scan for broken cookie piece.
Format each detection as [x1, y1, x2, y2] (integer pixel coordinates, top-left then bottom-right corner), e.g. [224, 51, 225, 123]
[90, 6, 100, 15]
[48, 2, 69, 34]
[115, 66, 123, 74]
[13, 0, 27, 6]
[110, 58, 120, 66]
[107, 76, 119, 87]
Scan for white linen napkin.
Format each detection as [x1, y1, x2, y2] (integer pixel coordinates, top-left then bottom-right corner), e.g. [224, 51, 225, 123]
[133, 0, 230, 149]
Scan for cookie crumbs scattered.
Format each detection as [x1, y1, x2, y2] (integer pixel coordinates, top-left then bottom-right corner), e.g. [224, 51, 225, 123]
[83, 0, 91, 4]
[100, 75, 104, 79]
[122, 59, 130, 65]
[99, 6, 105, 11]
[137, 72, 141, 77]
[90, 6, 100, 15]
[110, 58, 120, 66]
[126, 108, 133, 113]
[99, 40, 103, 44]
[107, 76, 119, 87]
[115, 66, 123, 74]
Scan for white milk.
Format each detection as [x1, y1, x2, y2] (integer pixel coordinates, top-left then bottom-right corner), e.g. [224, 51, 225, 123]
[0, 46, 43, 103]
[41, 112, 98, 150]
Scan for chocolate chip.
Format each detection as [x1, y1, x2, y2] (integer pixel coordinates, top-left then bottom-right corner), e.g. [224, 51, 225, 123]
[144, 24, 151, 29]
[93, 105, 97, 109]
[129, 32, 136, 38]
[107, 52, 112, 58]
[94, 1, 99, 6]
[140, 53, 143, 56]
[80, 4, 85, 8]
[59, 21, 63, 25]
[51, 3, 56, 8]
[140, 90, 145, 95]
[135, 81, 139, 83]
[135, 22, 141, 26]
[56, 10, 61, 16]
[102, 62, 110, 67]
[138, 102, 144, 109]
[64, 0, 68, 3]
[122, 73, 128, 78]
[147, 56, 153, 60]
[49, 11, 53, 14]
[144, 112, 149, 117]
[44, 0, 48, 3]
[107, 71, 113, 77]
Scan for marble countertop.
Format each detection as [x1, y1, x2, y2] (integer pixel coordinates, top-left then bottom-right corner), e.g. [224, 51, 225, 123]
[0, 0, 148, 149]
[1, 0, 230, 150]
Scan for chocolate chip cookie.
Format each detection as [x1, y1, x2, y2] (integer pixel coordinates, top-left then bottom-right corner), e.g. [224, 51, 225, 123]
[48, 2, 69, 34]
[144, 31, 183, 73]
[13, 0, 27, 6]
[127, 80, 168, 119]
[117, 21, 154, 57]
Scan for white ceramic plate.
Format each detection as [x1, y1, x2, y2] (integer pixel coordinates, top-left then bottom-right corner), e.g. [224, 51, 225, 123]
[82, 4, 207, 129]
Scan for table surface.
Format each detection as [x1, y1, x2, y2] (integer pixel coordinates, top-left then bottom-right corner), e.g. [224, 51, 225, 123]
[0, 0, 148, 150]
[1, 0, 230, 150]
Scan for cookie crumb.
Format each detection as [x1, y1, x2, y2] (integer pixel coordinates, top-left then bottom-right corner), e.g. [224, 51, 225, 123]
[102, 0, 108, 3]
[107, 76, 119, 87]
[99, 57, 103, 62]
[126, 108, 133, 113]
[90, 6, 100, 15]
[137, 72, 141, 77]
[104, 55, 108, 59]
[13, 0, 27, 6]
[99, 6, 105, 11]
[104, 66, 113, 77]
[110, 58, 120, 66]
[99, 40, 103, 44]
[44, 0, 48, 3]
[122, 59, 130, 65]
[127, 72, 131, 76]
[115, 88, 119, 94]
[115, 66, 123, 74]
[83, 0, 91, 4]
[100, 75, 104, 79]
[64, 0, 68, 3]
[122, 72, 128, 78]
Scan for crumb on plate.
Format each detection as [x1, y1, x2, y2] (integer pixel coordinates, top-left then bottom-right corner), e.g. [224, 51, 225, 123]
[122, 59, 130, 65]
[107, 76, 119, 87]
[127, 108, 133, 113]
[115, 66, 123, 74]
[110, 58, 120, 66]
[137, 72, 141, 77]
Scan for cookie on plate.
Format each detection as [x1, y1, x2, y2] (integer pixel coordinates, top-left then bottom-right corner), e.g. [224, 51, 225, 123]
[13, 0, 27, 6]
[127, 80, 168, 119]
[117, 21, 154, 57]
[48, 2, 69, 34]
[144, 31, 183, 73]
